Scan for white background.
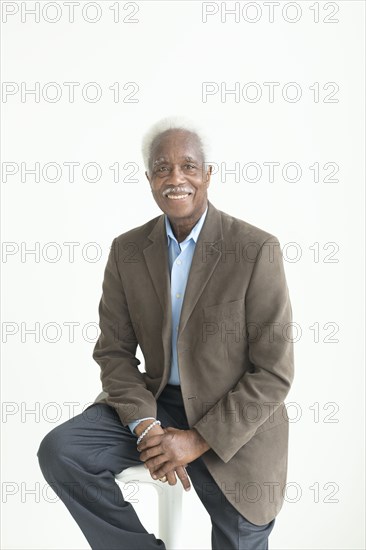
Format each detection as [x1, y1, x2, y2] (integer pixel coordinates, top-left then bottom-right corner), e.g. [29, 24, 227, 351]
[1, 1, 365, 549]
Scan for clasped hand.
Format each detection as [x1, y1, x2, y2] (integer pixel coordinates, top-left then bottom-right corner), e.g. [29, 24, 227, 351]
[137, 426, 209, 491]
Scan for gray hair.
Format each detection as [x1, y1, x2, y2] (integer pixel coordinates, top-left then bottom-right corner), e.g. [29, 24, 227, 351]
[141, 116, 210, 172]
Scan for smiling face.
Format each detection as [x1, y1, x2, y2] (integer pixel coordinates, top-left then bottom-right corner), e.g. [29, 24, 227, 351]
[145, 129, 212, 226]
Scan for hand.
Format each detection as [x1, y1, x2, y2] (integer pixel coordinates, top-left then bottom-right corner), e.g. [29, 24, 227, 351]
[135, 422, 191, 490]
[137, 427, 210, 485]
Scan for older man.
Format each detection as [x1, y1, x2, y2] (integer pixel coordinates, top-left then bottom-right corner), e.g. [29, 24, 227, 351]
[37, 118, 294, 550]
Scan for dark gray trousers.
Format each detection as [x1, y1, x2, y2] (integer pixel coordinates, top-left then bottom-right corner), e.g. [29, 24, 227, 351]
[37, 384, 274, 550]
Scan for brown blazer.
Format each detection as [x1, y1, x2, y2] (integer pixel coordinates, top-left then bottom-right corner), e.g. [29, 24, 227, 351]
[93, 200, 294, 525]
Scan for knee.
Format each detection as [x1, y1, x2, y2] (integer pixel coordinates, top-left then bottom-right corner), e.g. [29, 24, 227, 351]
[37, 425, 67, 477]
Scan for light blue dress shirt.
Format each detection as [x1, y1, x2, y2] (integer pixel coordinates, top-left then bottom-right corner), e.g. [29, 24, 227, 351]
[127, 206, 208, 435]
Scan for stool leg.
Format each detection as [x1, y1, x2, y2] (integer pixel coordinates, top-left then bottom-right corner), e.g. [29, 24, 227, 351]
[157, 483, 183, 550]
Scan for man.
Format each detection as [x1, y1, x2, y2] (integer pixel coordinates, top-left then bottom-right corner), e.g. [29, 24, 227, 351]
[37, 117, 294, 550]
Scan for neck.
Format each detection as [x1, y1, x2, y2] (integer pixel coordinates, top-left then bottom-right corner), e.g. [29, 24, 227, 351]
[168, 203, 207, 243]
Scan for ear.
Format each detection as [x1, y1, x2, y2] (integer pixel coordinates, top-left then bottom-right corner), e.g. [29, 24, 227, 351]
[205, 164, 212, 188]
[145, 170, 151, 184]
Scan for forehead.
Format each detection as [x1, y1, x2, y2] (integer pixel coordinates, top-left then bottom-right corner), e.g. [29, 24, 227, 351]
[151, 129, 202, 161]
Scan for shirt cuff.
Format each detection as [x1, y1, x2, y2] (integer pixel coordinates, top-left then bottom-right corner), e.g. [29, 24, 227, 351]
[127, 417, 156, 436]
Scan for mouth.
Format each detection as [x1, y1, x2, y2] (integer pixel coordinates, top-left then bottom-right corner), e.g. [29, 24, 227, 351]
[165, 192, 192, 201]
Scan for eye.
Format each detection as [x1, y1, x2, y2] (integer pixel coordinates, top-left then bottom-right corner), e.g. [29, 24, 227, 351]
[185, 164, 196, 170]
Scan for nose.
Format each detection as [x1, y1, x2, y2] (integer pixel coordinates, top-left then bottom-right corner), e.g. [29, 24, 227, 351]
[168, 165, 186, 185]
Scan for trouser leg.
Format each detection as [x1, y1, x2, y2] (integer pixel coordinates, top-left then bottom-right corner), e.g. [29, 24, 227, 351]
[186, 456, 275, 550]
[37, 402, 167, 550]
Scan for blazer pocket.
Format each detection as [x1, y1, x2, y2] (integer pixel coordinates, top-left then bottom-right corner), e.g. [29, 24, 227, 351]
[203, 298, 245, 322]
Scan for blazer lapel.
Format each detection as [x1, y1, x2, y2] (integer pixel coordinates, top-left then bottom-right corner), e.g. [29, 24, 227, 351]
[143, 215, 172, 372]
[178, 200, 223, 336]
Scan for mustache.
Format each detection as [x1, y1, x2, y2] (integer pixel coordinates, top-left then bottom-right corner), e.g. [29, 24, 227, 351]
[162, 186, 193, 197]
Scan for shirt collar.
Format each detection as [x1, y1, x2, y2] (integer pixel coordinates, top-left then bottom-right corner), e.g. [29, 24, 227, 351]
[164, 205, 208, 246]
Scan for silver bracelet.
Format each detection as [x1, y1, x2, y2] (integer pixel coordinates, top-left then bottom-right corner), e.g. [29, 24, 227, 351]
[136, 419, 161, 446]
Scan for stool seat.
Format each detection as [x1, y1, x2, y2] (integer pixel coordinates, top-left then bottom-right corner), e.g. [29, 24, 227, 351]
[116, 464, 184, 549]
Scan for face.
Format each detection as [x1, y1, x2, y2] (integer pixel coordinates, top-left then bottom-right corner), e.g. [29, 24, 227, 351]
[145, 129, 212, 224]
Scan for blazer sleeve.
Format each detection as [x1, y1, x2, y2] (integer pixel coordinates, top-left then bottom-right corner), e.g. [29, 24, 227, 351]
[92, 237, 158, 426]
[192, 236, 295, 463]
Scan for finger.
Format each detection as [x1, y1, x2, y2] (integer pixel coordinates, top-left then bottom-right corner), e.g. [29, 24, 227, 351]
[166, 469, 177, 486]
[139, 445, 162, 463]
[145, 454, 167, 473]
[137, 434, 164, 452]
[175, 465, 191, 491]
[149, 462, 173, 480]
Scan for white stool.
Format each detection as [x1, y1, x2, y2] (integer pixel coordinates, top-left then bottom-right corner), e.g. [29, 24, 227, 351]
[116, 464, 184, 549]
